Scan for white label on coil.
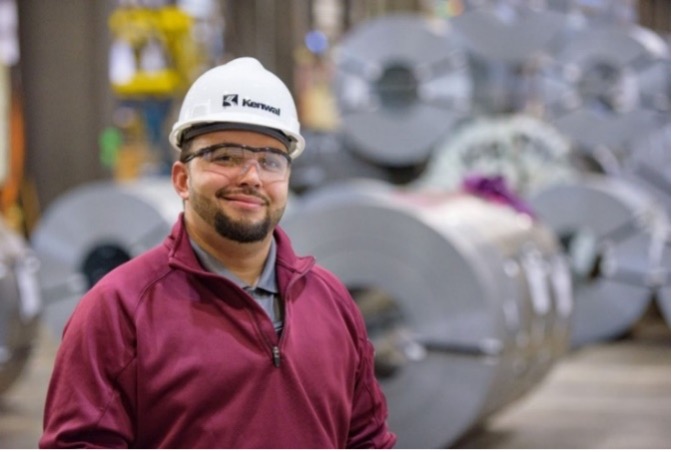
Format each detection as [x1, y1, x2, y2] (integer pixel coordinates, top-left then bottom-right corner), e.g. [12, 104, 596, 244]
[16, 260, 41, 321]
[522, 251, 551, 316]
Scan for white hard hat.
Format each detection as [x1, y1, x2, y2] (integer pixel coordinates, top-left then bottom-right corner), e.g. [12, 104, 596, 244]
[169, 57, 305, 159]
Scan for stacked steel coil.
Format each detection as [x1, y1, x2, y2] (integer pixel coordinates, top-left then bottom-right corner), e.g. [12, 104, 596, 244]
[23, 3, 670, 445]
[529, 175, 670, 345]
[282, 180, 572, 448]
[332, 13, 472, 167]
[31, 178, 182, 338]
[0, 218, 41, 394]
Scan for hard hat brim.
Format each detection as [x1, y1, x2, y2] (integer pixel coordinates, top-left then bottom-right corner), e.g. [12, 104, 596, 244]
[170, 112, 305, 159]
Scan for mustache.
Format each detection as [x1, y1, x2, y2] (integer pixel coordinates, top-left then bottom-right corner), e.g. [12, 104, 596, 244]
[215, 187, 270, 205]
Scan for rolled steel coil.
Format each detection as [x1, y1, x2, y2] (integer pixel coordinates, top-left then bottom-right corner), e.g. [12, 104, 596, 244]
[529, 175, 669, 345]
[283, 180, 572, 448]
[288, 130, 392, 194]
[450, 2, 567, 64]
[623, 125, 670, 326]
[31, 178, 182, 338]
[539, 23, 670, 152]
[655, 239, 670, 326]
[448, 3, 567, 113]
[622, 123, 671, 218]
[416, 114, 576, 196]
[0, 217, 41, 394]
[333, 13, 472, 167]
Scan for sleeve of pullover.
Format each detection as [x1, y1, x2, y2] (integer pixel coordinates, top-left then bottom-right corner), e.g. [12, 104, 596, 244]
[39, 282, 137, 448]
[347, 333, 397, 449]
[338, 287, 396, 449]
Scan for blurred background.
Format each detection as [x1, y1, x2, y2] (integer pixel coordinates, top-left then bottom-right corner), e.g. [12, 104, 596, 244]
[0, 0, 670, 448]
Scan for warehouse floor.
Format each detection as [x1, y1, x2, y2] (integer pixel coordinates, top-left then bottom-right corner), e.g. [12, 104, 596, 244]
[0, 304, 670, 449]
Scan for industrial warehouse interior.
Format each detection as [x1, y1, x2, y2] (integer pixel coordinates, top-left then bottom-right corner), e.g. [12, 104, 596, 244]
[0, 0, 671, 448]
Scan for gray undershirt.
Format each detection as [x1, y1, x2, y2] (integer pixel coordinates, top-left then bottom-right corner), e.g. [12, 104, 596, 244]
[190, 238, 283, 333]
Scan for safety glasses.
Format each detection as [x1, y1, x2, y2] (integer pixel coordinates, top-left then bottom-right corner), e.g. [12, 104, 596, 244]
[182, 142, 291, 182]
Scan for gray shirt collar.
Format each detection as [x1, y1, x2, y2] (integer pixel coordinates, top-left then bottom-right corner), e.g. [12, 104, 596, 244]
[189, 238, 278, 294]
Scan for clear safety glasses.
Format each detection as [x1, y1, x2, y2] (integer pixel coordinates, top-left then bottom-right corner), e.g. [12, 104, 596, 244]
[182, 142, 292, 182]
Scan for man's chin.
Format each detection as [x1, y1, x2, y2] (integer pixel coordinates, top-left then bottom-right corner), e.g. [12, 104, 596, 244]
[214, 215, 271, 243]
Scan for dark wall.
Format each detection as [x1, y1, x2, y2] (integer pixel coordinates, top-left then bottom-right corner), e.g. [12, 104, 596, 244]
[17, 0, 114, 213]
[222, 0, 308, 99]
[637, 0, 670, 33]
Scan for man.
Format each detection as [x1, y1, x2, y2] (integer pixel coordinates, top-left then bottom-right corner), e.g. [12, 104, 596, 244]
[40, 57, 396, 448]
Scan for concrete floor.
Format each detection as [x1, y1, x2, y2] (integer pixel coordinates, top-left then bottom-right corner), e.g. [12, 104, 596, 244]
[456, 306, 671, 449]
[0, 305, 670, 449]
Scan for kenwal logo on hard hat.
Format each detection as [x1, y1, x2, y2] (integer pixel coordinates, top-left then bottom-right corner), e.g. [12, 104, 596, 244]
[223, 94, 239, 107]
[223, 94, 281, 116]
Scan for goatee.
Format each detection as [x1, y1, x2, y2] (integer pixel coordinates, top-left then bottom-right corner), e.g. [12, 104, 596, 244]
[190, 186, 285, 243]
[213, 210, 272, 243]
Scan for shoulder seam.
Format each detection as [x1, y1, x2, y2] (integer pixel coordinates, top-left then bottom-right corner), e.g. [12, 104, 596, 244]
[93, 265, 176, 433]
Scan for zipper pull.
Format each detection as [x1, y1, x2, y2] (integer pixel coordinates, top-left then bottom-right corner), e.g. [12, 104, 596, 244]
[272, 345, 281, 368]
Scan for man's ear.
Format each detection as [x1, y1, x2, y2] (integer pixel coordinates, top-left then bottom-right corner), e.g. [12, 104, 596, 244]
[171, 161, 190, 201]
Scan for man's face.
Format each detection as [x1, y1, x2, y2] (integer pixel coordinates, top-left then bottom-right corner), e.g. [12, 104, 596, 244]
[172, 129, 290, 243]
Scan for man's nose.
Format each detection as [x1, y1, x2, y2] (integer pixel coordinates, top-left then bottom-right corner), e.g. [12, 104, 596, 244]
[236, 159, 263, 186]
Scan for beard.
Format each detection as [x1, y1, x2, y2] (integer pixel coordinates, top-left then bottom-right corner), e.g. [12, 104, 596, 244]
[213, 209, 272, 243]
[190, 186, 285, 243]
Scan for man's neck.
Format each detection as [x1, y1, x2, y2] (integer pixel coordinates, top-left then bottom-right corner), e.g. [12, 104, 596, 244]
[186, 219, 273, 287]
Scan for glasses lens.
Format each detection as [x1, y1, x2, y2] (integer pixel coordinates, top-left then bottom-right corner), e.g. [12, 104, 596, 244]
[203, 145, 289, 180]
[207, 146, 245, 166]
[257, 151, 288, 173]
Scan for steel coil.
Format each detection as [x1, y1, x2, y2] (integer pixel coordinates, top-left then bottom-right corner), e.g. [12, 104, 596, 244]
[655, 236, 670, 327]
[31, 178, 182, 338]
[283, 180, 571, 447]
[622, 123, 671, 217]
[0, 217, 41, 394]
[539, 23, 670, 152]
[529, 175, 669, 346]
[451, 2, 567, 63]
[416, 114, 576, 196]
[333, 13, 472, 166]
[288, 130, 391, 193]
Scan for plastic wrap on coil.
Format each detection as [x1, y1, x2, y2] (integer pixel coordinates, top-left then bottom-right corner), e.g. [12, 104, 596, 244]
[529, 174, 669, 345]
[31, 179, 182, 338]
[0, 217, 41, 394]
[283, 180, 572, 448]
[416, 114, 576, 195]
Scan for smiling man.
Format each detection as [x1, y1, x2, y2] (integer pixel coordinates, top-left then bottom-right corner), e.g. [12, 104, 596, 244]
[40, 57, 396, 449]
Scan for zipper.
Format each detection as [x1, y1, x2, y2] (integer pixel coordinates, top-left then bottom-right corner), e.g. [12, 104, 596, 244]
[268, 269, 307, 368]
[272, 345, 281, 368]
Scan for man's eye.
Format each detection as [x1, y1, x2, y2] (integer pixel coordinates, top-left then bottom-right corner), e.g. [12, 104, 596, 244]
[260, 155, 283, 170]
[211, 153, 236, 163]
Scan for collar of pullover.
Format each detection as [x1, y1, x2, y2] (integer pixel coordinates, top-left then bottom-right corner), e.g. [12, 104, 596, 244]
[166, 214, 315, 290]
[189, 236, 278, 294]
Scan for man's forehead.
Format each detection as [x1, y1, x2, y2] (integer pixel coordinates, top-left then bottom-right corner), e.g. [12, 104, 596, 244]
[183, 122, 291, 150]
[193, 129, 289, 151]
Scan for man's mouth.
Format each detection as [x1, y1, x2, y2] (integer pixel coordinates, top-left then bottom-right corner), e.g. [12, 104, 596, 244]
[219, 192, 268, 210]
